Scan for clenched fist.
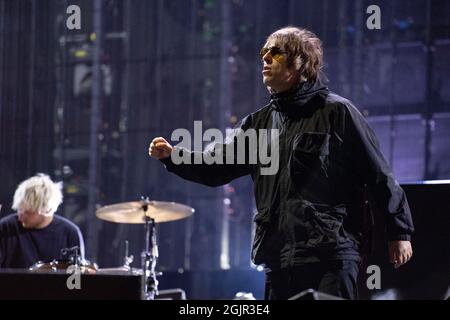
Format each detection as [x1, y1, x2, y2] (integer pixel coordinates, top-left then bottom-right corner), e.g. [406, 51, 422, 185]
[149, 137, 173, 160]
[388, 240, 413, 269]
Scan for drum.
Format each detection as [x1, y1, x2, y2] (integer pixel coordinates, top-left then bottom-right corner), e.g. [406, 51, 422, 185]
[97, 266, 142, 275]
[29, 259, 98, 274]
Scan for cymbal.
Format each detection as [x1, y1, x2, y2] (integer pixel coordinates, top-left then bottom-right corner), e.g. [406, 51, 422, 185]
[96, 201, 194, 224]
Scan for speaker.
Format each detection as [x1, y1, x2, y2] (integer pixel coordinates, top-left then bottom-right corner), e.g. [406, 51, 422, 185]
[288, 289, 344, 300]
[0, 269, 142, 300]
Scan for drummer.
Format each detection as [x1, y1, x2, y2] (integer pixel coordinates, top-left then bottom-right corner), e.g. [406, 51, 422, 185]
[0, 174, 85, 269]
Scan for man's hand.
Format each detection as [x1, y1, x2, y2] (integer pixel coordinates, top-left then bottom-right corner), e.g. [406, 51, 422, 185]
[149, 137, 173, 160]
[388, 240, 413, 269]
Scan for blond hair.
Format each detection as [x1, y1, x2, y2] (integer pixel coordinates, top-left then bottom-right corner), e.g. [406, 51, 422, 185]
[12, 174, 63, 216]
[266, 26, 323, 82]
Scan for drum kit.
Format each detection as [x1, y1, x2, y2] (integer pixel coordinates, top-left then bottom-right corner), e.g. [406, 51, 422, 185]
[29, 197, 194, 300]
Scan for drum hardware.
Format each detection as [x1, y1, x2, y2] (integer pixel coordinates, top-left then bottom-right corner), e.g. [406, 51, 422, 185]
[97, 240, 136, 274]
[141, 197, 158, 300]
[123, 240, 134, 268]
[95, 196, 194, 300]
[29, 259, 98, 274]
[30, 245, 98, 273]
[61, 245, 81, 268]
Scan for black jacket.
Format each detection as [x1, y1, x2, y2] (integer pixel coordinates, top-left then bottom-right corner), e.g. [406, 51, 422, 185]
[160, 81, 414, 270]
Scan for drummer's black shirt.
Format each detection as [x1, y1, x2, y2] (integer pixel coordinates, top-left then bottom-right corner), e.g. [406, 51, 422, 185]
[0, 214, 84, 268]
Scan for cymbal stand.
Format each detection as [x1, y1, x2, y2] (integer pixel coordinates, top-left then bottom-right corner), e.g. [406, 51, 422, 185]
[61, 246, 80, 267]
[141, 197, 159, 300]
[122, 240, 134, 271]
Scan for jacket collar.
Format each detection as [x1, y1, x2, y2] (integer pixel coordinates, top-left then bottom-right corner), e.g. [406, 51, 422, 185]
[269, 80, 329, 114]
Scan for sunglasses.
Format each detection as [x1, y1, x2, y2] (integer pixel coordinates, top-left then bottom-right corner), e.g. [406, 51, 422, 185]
[259, 46, 287, 60]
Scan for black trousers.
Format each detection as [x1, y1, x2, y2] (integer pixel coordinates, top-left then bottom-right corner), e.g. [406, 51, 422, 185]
[264, 260, 359, 300]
